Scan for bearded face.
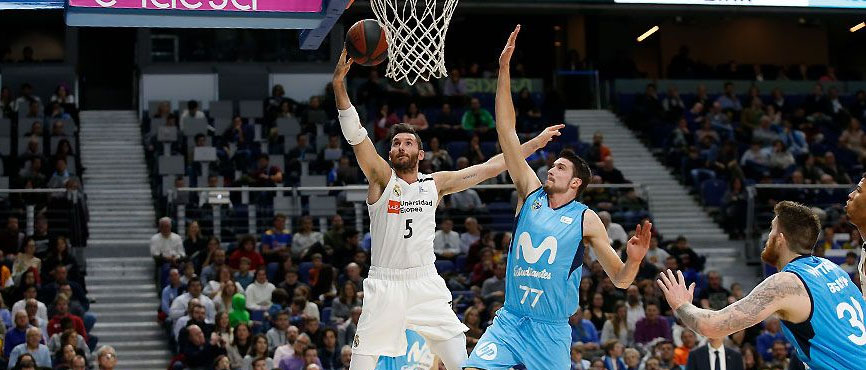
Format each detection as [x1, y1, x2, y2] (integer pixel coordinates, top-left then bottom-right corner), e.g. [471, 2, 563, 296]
[389, 133, 423, 173]
[761, 217, 783, 266]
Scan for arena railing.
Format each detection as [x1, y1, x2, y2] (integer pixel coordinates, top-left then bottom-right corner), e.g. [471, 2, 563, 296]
[745, 183, 854, 264]
[172, 183, 651, 242]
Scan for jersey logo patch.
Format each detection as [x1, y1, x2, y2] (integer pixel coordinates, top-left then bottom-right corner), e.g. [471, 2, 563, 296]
[393, 184, 402, 197]
[516, 232, 557, 264]
[560, 216, 573, 224]
[388, 200, 400, 214]
[475, 341, 498, 361]
[531, 198, 542, 210]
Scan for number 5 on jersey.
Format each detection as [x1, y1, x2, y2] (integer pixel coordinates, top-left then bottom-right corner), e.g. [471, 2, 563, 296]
[404, 219, 413, 239]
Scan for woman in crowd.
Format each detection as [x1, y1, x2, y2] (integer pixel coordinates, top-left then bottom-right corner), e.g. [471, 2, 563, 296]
[426, 137, 453, 172]
[183, 221, 208, 270]
[242, 334, 273, 370]
[463, 306, 484, 349]
[214, 279, 242, 314]
[329, 281, 360, 324]
[42, 236, 81, 287]
[13, 237, 41, 284]
[213, 311, 233, 345]
[226, 323, 252, 369]
[601, 303, 632, 347]
[588, 292, 607, 331]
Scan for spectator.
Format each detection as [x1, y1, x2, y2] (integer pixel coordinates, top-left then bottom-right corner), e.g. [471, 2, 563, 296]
[433, 219, 461, 259]
[243, 335, 274, 370]
[623, 286, 645, 332]
[634, 302, 671, 345]
[292, 216, 323, 260]
[662, 86, 685, 121]
[207, 266, 244, 298]
[460, 217, 481, 255]
[600, 303, 631, 347]
[13, 287, 46, 322]
[481, 262, 506, 300]
[536, 152, 557, 183]
[278, 268, 306, 296]
[587, 132, 612, 165]
[273, 325, 300, 364]
[46, 158, 76, 189]
[721, 177, 748, 239]
[5, 311, 31, 358]
[597, 157, 627, 184]
[249, 154, 283, 188]
[262, 214, 292, 263]
[318, 328, 340, 370]
[181, 325, 227, 370]
[245, 266, 275, 313]
[820, 151, 851, 184]
[461, 98, 495, 136]
[150, 217, 185, 270]
[716, 82, 742, 112]
[234, 258, 255, 289]
[13, 238, 41, 283]
[656, 340, 677, 369]
[50, 85, 75, 106]
[442, 69, 467, 102]
[183, 221, 207, 268]
[623, 347, 640, 370]
[841, 251, 859, 274]
[213, 280, 240, 315]
[695, 121, 720, 145]
[278, 333, 314, 370]
[42, 236, 81, 288]
[340, 263, 363, 294]
[449, 187, 486, 213]
[14, 83, 41, 113]
[600, 339, 625, 370]
[597, 211, 627, 248]
[839, 118, 866, 159]
[221, 116, 254, 169]
[570, 342, 591, 370]
[46, 295, 86, 342]
[228, 235, 265, 271]
[170, 279, 216, 323]
[403, 102, 428, 131]
[330, 281, 360, 325]
[674, 329, 697, 366]
[465, 134, 487, 165]
[755, 317, 787, 362]
[570, 307, 599, 347]
[768, 340, 790, 369]
[426, 137, 453, 172]
[697, 271, 732, 310]
[226, 323, 252, 369]
[161, 268, 184, 316]
[669, 236, 702, 272]
[0, 216, 24, 256]
[200, 243, 226, 284]
[8, 327, 51, 368]
[268, 312, 291, 352]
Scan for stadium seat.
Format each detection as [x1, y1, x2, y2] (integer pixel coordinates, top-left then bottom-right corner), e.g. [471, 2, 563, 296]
[298, 262, 313, 282]
[322, 307, 332, 324]
[239, 100, 264, 119]
[208, 100, 234, 119]
[446, 142, 468, 158]
[158, 155, 185, 176]
[700, 179, 727, 208]
[455, 255, 468, 272]
[182, 117, 208, 137]
[435, 260, 456, 274]
[266, 262, 279, 282]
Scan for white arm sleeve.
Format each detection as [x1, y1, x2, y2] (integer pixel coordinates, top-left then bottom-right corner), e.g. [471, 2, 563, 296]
[338, 105, 369, 146]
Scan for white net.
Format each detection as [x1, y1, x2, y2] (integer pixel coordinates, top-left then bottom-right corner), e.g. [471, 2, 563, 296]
[370, 0, 459, 85]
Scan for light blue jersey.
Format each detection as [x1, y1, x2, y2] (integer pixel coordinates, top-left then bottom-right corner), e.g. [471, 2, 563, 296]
[465, 187, 586, 369]
[780, 255, 866, 370]
[503, 187, 587, 322]
[376, 330, 435, 370]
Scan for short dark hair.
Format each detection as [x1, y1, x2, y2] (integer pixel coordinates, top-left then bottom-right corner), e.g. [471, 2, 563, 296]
[187, 100, 198, 110]
[387, 123, 423, 150]
[557, 149, 592, 197]
[773, 201, 821, 255]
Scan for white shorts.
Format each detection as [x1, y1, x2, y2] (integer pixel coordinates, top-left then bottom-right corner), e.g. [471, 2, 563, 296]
[352, 264, 468, 357]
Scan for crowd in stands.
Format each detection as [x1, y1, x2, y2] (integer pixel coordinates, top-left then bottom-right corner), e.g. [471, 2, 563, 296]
[623, 79, 861, 243]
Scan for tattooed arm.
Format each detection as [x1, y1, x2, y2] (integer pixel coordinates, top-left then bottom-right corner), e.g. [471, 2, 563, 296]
[658, 269, 811, 339]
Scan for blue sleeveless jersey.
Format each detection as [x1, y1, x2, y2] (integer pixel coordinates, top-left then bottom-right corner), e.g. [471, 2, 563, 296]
[780, 255, 866, 370]
[503, 187, 587, 322]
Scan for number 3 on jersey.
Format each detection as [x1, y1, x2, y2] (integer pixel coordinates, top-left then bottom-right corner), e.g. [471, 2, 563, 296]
[404, 219, 413, 239]
[837, 297, 866, 345]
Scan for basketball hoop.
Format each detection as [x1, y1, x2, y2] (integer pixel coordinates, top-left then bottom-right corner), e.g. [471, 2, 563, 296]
[369, 0, 459, 85]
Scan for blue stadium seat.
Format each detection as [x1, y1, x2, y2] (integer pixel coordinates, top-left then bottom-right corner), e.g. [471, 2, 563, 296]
[480, 142, 498, 157]
[700, 179, 727, 207]
[435, 260, 456, 275]
[447, 142, 468, 158]
[298, 262, 313, 282]
[455, 255, 468, 272]
[322, 307, 332, 323]
[266, 262, 279, 282]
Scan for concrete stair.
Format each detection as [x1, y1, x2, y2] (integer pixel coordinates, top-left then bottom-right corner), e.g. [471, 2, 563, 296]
[566, 110, 760, 289]
[79, 111, 168, 370]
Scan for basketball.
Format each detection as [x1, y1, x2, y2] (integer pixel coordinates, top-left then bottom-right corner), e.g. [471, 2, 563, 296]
[345, 19, 388, 66]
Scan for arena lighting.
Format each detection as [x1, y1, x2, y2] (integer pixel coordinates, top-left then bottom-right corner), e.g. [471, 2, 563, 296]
[851, 22, 865, 32]
[637, 26, 659, 42]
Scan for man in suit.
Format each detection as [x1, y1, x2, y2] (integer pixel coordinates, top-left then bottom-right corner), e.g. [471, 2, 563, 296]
[685, 337, 743, 370]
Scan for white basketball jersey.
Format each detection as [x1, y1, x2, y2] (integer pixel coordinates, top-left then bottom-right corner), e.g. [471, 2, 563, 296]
[368, 170, 438, 269]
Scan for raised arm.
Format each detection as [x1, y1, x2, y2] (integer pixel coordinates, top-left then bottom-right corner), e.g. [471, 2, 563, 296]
[583, 209, 652, 289]
[657, 269, 810, 339]
[434, 125, 561, 197]
[496, 25, 541, 201]
[333, 49, 391, 203]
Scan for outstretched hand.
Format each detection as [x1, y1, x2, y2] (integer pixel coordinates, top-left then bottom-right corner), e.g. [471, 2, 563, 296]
[499, 25, 520, 68]
[657, 269, 696, 311]
[531, 124, 564, 148]
[626, 220, 653, 262]
[333, 48, 353, 82]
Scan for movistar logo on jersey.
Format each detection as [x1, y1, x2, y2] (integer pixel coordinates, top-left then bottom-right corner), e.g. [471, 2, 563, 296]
[516, 232, 557, 264]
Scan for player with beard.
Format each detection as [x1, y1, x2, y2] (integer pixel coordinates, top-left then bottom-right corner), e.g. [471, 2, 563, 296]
[332, 48, 563, 370]
[658, 200, 866, 370]
[464, 26, 653, 370]
[843, 175, 866, 297]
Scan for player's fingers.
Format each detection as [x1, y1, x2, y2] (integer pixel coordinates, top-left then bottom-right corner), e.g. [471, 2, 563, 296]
[666, 269, 678, 286]
[658, 270, 672, 287]
[688, 282, 696, 296]
[677, 270, 686, 286]
[347, 58, 354, 65]
[552, 123, 566, 130]
[656, 279, 669, 295]
[634, 223, 642, 237]
[644, 222, 653, 239]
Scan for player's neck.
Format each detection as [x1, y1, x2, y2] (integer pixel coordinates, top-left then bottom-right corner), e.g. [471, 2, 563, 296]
[776, 249, 803, 270]
[395, 169, 419, 184]
[547, 192, 573, 209]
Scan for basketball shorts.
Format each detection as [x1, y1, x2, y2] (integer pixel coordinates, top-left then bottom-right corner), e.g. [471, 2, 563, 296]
[352, 264, 468, 357]
[464, 308, 571, 370]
